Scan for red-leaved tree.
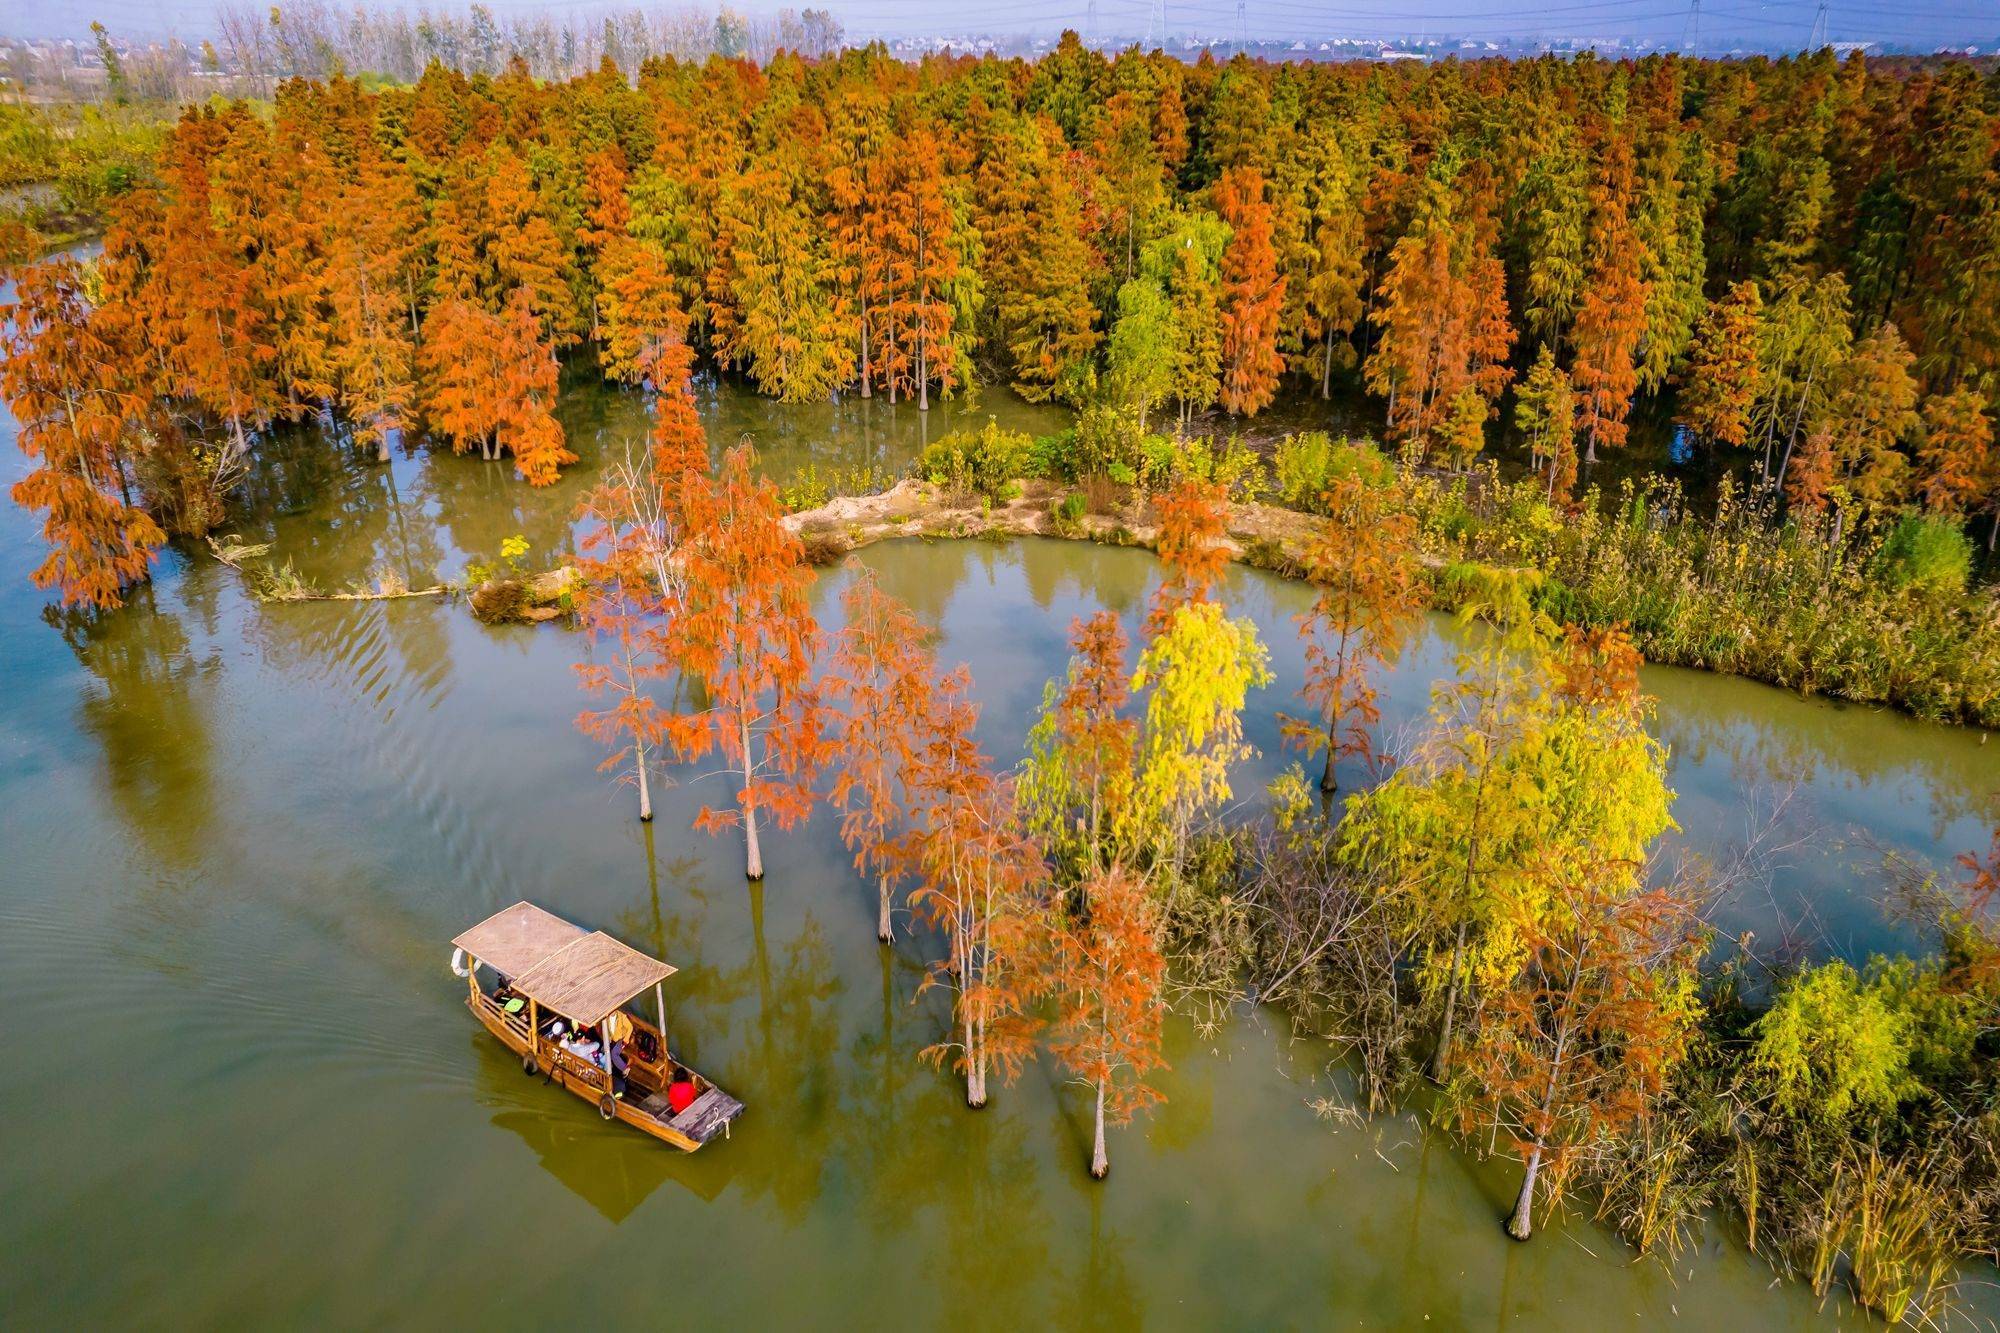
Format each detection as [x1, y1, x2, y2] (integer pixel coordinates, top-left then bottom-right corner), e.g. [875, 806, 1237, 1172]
[1, 258, 165, 608]
[1048, 862, 1167, 1178]
[830, 564, 937, 942]
[908, 667, 1048, 1108]
[1147, 475, 1229, 636]
[666, 444, 836, 880]
[573, 444, 676, 821]
[1282, 473, 1423, 791]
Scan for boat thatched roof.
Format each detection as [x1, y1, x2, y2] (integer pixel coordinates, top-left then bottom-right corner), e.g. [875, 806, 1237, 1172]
[453, 901, 676, 1027]
[453, 901, 587, 979]
[513, 933, 677, 1027]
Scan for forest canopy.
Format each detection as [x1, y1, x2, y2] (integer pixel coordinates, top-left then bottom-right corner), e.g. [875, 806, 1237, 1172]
[2, 39, 1998, 608]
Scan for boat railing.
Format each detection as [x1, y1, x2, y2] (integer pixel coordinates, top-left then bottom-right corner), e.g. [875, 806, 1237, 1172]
[471, 988, 534, 1044]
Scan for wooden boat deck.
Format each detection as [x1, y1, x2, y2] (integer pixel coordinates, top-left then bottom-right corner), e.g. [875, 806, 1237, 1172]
[637, 1087, 746, 1145]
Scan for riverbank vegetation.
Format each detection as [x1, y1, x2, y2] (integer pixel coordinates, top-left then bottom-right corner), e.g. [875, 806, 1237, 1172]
[789, 416, 2000, 726]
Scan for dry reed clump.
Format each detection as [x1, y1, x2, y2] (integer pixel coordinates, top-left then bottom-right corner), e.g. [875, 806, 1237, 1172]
[1406, 466, 2000, 727]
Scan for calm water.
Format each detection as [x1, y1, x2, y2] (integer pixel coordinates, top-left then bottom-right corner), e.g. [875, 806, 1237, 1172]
[3, 373, 1996, 1327]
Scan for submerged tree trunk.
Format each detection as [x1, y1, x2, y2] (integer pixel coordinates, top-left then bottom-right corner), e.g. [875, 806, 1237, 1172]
[1320, 686, 1342, 793]
[965, 1006, 986, 1108]
[876, 872, 893, 943]
[1507, 1144, 1543, 1240]
[1090, 1077, 1109, 1179]
[636, 739, 652, 822]
[740, 715, 763, 880]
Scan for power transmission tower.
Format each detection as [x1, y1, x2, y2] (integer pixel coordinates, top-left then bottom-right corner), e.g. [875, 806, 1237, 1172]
[1234, 0, 1248, 57]
[1147, 0, 1168, 50]
[1085, 0, 1097, 46]
[1808, 0, 1829, 48]
[1681, 0, 1700, 58]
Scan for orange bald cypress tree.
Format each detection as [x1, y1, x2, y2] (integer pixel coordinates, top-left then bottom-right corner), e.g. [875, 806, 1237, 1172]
[495, 286, 574, 487]
[485, 144, 577, 342]
[877, 124, 965, 412]
[1020, 611, 1138, 881]
[1048, 862, 1167, 1179]
[666, 444, 836, 880]
[1572, 139, 1650, 462]
[2, 258, 166, 608]
[1917, 387, 1992, 518]
[831, 565, 938, 941]
[326, 144, 421, 459]
[1148, 476, 1229, 635]
[579, 144, 631, 343]
[1283, 473, 1423, 791]
[419, 297, 507, 459]
[1216, 166, 1286, 416]
[907, 668, 1049, 1108]
[573, 448, 674, 822]
[157, 112, 278, 494]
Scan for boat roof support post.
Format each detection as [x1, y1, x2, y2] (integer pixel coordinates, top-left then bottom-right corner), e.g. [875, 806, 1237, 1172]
[655, 983, 667, 1055]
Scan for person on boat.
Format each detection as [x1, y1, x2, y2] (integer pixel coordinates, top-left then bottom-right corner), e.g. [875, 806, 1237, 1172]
[608, 1039, 630, 1095]
[667, 1070, 698, 1115]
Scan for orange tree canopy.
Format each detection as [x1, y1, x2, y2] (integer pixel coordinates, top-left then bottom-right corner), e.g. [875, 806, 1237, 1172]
[453, 902, 677, 1025]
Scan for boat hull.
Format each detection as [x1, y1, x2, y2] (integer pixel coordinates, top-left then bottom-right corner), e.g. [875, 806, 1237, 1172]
[467, 990, 740, 1151]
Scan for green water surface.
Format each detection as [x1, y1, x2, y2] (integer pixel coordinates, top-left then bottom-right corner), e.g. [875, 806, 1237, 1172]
[2, 372, 1994, 1328]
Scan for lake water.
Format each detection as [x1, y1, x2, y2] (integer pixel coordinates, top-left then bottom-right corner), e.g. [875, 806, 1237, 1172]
[2, 372, 1994, 1327]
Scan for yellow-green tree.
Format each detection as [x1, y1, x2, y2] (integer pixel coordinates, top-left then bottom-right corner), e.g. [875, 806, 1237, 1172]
[1340, 567, 1558, 1081]
[1457, 626, 1687, 1239]
[1125, 600, 1271, 891]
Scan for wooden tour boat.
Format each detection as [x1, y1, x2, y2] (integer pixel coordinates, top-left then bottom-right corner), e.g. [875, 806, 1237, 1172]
[451, 901, 744, 1151]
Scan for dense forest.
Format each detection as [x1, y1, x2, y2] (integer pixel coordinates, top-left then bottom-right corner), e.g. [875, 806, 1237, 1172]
[3, 39, 1998, 612]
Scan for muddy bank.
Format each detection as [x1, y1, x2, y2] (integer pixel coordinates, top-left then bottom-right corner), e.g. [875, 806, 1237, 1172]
[783, 478, 1331, 576]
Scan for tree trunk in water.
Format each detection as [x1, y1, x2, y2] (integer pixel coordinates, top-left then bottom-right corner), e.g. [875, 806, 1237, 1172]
[1320, 698, 1340, 793]
[876, 873, 893, 943]
[918, 339, 929, 412]
[965, 1010, 986, 1108]
[1507, 1145, 1542, 1240]
[860, 313, 870, 398]
[1428, 923, 1468, 1081]
[1090, 1077, 1109, 1179]
[1321, 330, 1333, 400]
[739, 715, 763, 879]
[636, 741, 653, 822]
[1988, 509, 1997, 552]
[742, 795, 763, 880]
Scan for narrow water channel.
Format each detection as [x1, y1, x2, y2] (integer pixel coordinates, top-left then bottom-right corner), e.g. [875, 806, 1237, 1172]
[2, 375, 1992, 1326]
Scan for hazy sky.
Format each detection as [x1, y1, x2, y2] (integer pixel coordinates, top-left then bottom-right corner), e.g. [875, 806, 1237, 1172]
[6, 0, 1995, 51]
